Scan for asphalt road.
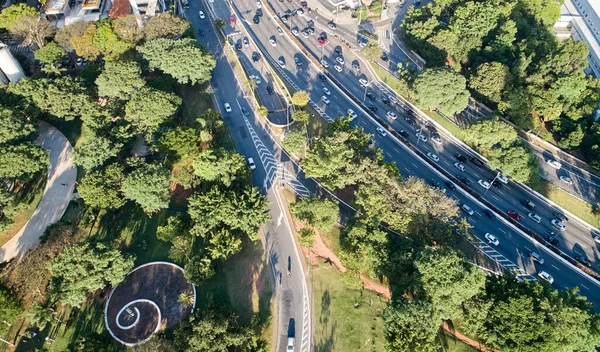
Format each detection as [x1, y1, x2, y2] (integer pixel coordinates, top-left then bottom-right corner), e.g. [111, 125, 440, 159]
[185, 3, 311, 351]
[225, 0, 600, 308]
[0, 122, 77, 263]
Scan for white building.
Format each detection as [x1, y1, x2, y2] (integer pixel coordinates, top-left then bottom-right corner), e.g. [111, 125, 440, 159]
[0, 42, 25, 84]
[554, 0, 600, 77]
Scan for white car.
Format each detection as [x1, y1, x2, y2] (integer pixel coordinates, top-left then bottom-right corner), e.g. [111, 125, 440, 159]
[278, 58, 285, 67]
[321, 95, 330, 104]
[76, 57, 84, 66]
[559, 175, 573, 185]
[277, 27, 284, 35]
[386, 111, 397, 120]
[376, 127, 387, 137]
[336, 56, 344, 64]
[321, 59, 329, 68]
[538, 271, 554, 284]
[454, 162, 465, 171]
[352, 63, 360, 71]
[255, 77, 261, 85]
[359, 41, 367, 48]
[301, 30, 309, 38]
[198, 11, 205, 19]
[248, 157, 256, 170]
[594, 235, 600, 244]
[256, 0, 262, 8]
[291, 28, 299, 36]
[322, 87, 331, 96]
[427, 152, 439, 162]
[551, 219, 566, 231]
[347, 109, 357, 118]
[431, 134, 442, 144]
[478, 179, 491, 189]
[416, 133, 427, 142]
[461, 204, 474, 216]
[333, 64, 342, 72]
[497, 175, 509, 184]
[359, 78, 368, 86]
[484, 233, 499, 246]
[269, 38, 277, 47]
[547, 159, 562, 169]
[287, 337, 295, 352]
[297, 8, 304, 16]
[223, 102, 232, 113]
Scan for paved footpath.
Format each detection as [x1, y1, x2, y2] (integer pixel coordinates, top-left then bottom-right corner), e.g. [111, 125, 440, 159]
[0, 121, 76, 263]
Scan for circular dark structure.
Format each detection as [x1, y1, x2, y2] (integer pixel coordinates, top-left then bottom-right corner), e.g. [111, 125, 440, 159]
[104, 262, 195, 346]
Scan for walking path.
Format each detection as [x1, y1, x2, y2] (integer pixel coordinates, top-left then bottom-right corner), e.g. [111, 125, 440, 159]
[0, 121, 76, 263]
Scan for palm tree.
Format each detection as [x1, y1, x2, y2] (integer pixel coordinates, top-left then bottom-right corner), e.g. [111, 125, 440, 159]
[27, 303, 53, 330]
[178, 291, 195, 307]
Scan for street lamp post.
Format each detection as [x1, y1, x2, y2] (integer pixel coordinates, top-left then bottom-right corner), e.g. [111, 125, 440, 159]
[484, 171, 502, 196]
[363, 84, 368, 102]
[416, 125, 424, 146]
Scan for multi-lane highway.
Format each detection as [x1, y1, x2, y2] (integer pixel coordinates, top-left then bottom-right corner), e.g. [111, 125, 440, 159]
[207, 0, 600, 307]
[184, 3, 312, 351]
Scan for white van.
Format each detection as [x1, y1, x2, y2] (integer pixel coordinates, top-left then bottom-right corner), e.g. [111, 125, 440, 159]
[461, 204, 474, 216]
[528, 213, 542, 223]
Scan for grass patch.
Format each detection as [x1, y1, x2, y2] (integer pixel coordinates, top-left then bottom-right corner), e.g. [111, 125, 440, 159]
[311, 258, 387, 352]
[372, 64, 413, 99]
[0, 172, 47, 247]
[536, 180, 600, 228]
[437, 332, 478, 352]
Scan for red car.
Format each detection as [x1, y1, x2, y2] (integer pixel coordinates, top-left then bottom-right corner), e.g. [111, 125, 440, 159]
[507, 210, 521, 221]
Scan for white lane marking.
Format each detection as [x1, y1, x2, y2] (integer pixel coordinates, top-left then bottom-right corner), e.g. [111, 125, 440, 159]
[394, 148, 400, 153]
[551, 264, 560, 271]
[474, 211, 482, 216]
[520, 253, 525, 258]
[498, 228, 506, 234]
[524, 246, 531, 251]
[581, 284, 589, 290]
[412, 163, 418, 168]
[472, 172, 481, 179]
[497, 190, 505, 196]
[469, 218, 477, 224]
[385, 152, 393, 158]
[491, 195, 500, 201]
[443, 160, 451, 167]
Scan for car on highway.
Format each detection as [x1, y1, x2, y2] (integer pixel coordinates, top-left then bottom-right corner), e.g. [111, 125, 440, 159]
[376, 127, 387, 137]
[278, 58, 285, 67]
[266, 85, 274, 94]
[328, 22, 336, 29]
[458, 175, 472, 185]
[198, 29, 204, 36]
[352, 63, 360, 70]
[241, 107, 249, 116]
[529, 251, 544, 264]
[243, 37, 249, 47]
[430, 179, 441, 188]
[491, 179, 502, 189]
[359, 78, 368, 86]
[381, 97, 391, 105]
[461, 204, 474, 216]
[484, 233, 499, 246]
[528, 212, 542, 223]
[291, 27, 299, 36]
[431, 134, 442, 144]
[381, 52, 389, 61]
[269, 37, 277, 46]
[521, 199, 535, 210]
[470, 157, 484, 168]
[359, 41, 367, 48]
[295, 57, 302, 66]
[497, 175, 509, 184]
[507, 210, 521, 220]
[297, 8, 304, 16]
[321, 58, 329, 68]
[554, 212, 568, 222]
[256, 0, 261, 7]
[367, 103, 378, 112]
[551, 218, 566, 231]
[478, 179, 491, 189]
[235, 42, 242, 51]
[198, 10, 205, 19]
[277, 27, 284, 35]
[386, 111, 397, 120]
[281, 14, 288, 23]
[444, 181, 456, 190]
[397, 130, 409, 139]
[334, 64, 342, 72]
[454, 162, 465, 171]
[254, 76, 261, 84]
[547, 159, 562, 169]
[366, 92, 376, 100]
[307, 19, 315, 28]
[336, 56, 345, 64]
[406, 118, 417, 127]
[319, 73, 327, 82]
[252, 52, 260, 61]
[287, 337, 295, 351]
[416, 132, 427, 142]
[483, 209, 495, 219]
[544, 232, 559, 247]
[595, 235, 600, 244]
[347, 109, 357, 118]
[322, 87, 331, 96]
[223, 102, 232, 113]
[248, 157, 256, 170]
[301, 30, 309, 38]
[427, 152, 439, 162]
[575, 255, 592, 267]
[321, 95, 330, 104]
[538, 271, 554, 284]
[455, 154, 467, 163]
[559, 175, 573, 185]
[256, 8, 262, 16]
[253, 15, 260, 24]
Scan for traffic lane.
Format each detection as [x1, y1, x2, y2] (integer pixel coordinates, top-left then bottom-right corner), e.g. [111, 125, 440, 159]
[237, 50, 288, 114]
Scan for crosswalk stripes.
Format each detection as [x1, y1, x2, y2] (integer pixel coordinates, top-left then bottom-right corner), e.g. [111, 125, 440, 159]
[8, 44, 34, 53]
[474, 239, 537, 282]
[243, 116, 311, 198]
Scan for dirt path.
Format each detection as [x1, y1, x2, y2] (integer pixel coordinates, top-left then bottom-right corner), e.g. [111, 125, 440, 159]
[305, 234, 347, 272]
[442, 322, 497, 352]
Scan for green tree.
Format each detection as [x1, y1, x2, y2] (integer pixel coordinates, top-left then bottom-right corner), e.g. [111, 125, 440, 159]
[464, 118, 520, 149]
[290, 197, 339, 232]
[54, 21, 89, 51]
[0, 284, 21, 326]
[27, 302, 54, 330]
[487, 145, 537, 184]
[517, 0, 563, 26]
[0, 107, 36, 144]
[339, 217, 389, 277]
[188, 186, 269, 240]
[291, 90, 310, 107]
[414, 67, 470, 116]
[144, 12, 190, 40]
[415, 247, 485, 321]
[184, 255, 215, 284]
[34, 42, 65, 66]
[298, 227, 316, 247]
[0, 187, 19, 233]
[257, 105, 268, 118]
[558, 124, 585, 150]
[138, 38, 216, 85]
[49, 242, 135, 307]
[158, 126, 204, 161]
[70, 23, 101, 60]
[10, 15, 55, 48]
[291, 110, 310, 127]
[360, 41, 383, 61]
[92, 19, 133, 60]
[469, 62, 512, 103]
[383, 298, 440, 352]
[0, 143, 48, 179]
[122, 163, 172, 213]
[178, 290, 195, 307]
[192, 148, 246, 187]
[282, 130, 307, 154]
[78, 163, 126, 209]
[214, 19, 226, 31]
[125, 86, 182, 134]
[72, 135, 122, 171]
[113, 15, 143, 43]
[131, 336, 175, 352]
[95, 60, 146, 99]
[0, 4, 38, 30]
[156, 213, 190, 243]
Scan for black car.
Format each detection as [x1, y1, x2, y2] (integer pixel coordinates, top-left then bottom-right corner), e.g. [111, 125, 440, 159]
[266, 85, 274, 95]
[470, 157, 484, 168]
[380, 52, 389, 61]
[575, 255, 592, 267]
[256, 8, 263, 16]
[554, 212, 569, 222]
[458, 175, 472, 185]
[367, 103, 378, 112]
[198, 29, 205, 36]
[366, 92, 376, 100]
[397, 130, 409, 139]
[235, 43, 242, 50]
[543, 231, 560, 247]
[430, 179, 441, 188]
[307, 19, 314, 28]
[252, 52, 260, 61]
[455, 154, 467, 163]
[381, 97, 391, 105]
[318, 73, 327, 82]
[444, 181, 456, 190]
[335, 47, 342, 55]
[406, 118, 416, 126]
[253, 15, 260, 24]
[483, 209, 495, 219]
[492, 179, 502, 189]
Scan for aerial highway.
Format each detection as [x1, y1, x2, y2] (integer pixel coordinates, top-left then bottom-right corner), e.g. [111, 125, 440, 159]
[205, 0, 600, 308]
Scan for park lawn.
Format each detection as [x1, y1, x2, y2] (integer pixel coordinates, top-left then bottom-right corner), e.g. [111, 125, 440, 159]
[0, 172, 47, 247]
[437, 332, 478, 352]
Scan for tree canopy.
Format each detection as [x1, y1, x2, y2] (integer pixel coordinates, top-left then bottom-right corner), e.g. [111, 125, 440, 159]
[95, 60, 146, 99]
[125, 86, 182, 133]
[413, 67, 470, 116]
[143, 12, 190, 40]
[72, 135, 122, 171]
[0, 4, 38, 30]
[0, 143, 48, 179]
[78, 163, 126, 209]
[122, 163, 172, 213]
[290, 197, 339, 232]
